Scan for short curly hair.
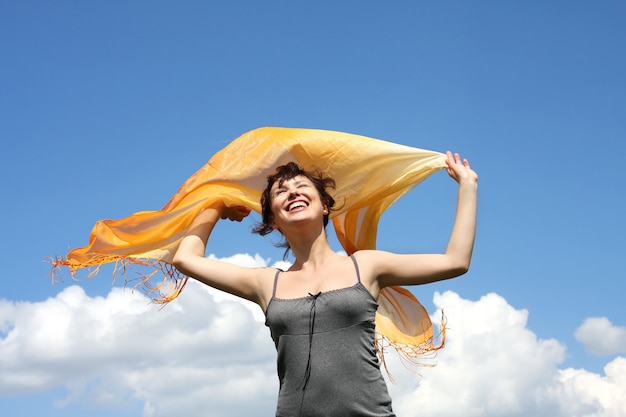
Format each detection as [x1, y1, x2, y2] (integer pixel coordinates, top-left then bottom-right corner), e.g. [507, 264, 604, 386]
[252, 162, 336, 251]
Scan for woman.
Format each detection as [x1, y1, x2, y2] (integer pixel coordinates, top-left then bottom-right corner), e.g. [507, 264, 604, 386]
[173, 150, 478, 416]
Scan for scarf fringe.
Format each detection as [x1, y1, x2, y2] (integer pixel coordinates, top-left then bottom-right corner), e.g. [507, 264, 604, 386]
[376, 309, 447, 383]
[47, 255, 188, 304]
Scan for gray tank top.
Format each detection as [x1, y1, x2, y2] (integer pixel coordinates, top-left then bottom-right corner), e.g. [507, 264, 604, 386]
[265, 256, 395, 417]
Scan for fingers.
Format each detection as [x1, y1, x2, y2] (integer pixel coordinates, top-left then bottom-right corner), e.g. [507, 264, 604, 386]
[210, 201, 252, 222]
[446, 150, 470, 168]
[445, 150, 477, 182]
[227, 206, 252, 222]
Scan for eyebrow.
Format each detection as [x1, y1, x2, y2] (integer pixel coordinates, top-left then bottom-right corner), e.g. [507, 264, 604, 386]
[273, 178, 309, 192]
[276, 178, 308, 187]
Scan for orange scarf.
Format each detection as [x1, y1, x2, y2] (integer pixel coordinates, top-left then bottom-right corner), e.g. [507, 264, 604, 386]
[52, 127, 447, 368]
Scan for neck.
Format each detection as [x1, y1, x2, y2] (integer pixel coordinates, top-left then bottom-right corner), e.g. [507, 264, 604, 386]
[283, 224, 336, 269]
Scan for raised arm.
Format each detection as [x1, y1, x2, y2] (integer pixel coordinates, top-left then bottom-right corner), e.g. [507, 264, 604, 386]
[172, 202, 269, 306]
[358, 151, 478, 294]
[441, 150, 479, 274]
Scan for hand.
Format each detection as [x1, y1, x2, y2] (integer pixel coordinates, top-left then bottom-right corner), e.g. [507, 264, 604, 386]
[219, 205, 251, 222]
[445, 151, 478, 184]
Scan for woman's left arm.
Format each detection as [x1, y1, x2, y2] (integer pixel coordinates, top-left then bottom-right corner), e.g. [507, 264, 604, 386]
[440, 150, 479, 275]
[360, 151, 478, 292]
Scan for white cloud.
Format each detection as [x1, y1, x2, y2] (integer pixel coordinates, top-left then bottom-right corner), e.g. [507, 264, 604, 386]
[575, 317, 626, 355]
[555, 357, 626, 417]
[385, 291, 626, 417]
[1, 255, 625, 416]
[0, 252, 285, 417]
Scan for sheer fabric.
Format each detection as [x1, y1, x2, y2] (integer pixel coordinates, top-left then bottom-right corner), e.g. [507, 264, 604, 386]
[51, 127, 448, 366]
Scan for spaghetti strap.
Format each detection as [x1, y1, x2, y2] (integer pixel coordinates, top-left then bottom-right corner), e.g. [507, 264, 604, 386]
[271, 269, 281, 299]
[350, 254, 361, 284]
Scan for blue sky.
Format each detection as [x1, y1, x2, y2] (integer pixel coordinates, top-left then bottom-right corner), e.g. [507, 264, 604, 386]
[2, 1, 625, 416]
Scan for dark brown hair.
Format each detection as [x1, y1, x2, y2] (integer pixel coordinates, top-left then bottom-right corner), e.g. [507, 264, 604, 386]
[252, 162, 336, 250]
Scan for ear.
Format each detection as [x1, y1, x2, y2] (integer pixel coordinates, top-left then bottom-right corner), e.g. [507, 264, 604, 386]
[322, 206, 329, 215]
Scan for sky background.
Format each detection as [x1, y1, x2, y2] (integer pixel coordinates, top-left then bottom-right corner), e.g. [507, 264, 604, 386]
[2, 1, 625, 416]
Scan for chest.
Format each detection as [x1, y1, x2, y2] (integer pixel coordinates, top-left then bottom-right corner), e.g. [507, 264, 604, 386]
[271, 260, 360, 300]
[265, 284, 378, 337]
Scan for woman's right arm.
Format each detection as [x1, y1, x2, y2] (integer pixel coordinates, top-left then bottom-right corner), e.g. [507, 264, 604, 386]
[172, 202, 267, 306]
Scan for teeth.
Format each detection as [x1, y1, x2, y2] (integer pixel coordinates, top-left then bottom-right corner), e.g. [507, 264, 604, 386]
[289, 202, 306, 211]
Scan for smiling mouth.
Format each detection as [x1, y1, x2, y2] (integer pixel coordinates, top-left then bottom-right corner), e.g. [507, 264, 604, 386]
[287, 201, 308, 212]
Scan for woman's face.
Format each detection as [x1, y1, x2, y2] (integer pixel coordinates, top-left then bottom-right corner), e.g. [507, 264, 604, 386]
[269, 175, 328, 230]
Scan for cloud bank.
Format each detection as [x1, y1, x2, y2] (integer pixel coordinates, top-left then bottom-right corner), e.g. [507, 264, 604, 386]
[1, 253, 624, 416]
[388, 291, 626, 417]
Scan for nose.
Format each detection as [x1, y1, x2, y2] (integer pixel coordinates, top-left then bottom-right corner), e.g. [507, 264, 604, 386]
[287, 187, 300, 199]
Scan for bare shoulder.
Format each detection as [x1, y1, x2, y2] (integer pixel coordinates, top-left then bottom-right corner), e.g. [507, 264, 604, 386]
[351, 249, 394, 273]
[351, 249, 400, 278]
[350, 250, 391, 298]
[256, 265, 283, 309]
